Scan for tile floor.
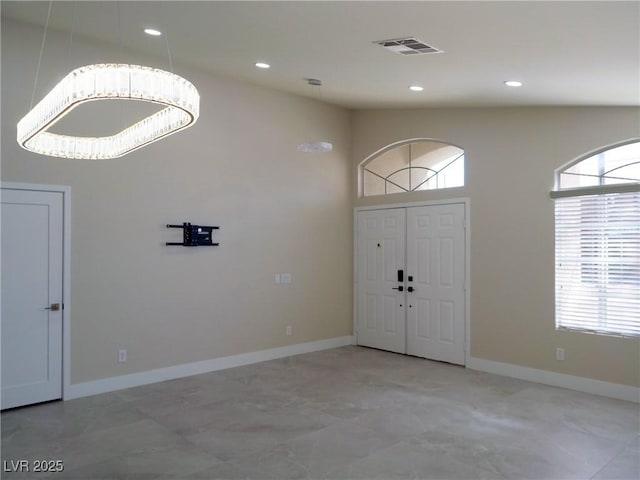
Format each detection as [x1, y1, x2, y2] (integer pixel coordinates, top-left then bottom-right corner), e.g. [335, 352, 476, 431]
[1, 346, 638, 479]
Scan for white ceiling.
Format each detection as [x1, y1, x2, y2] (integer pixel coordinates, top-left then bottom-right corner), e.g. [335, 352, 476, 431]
[2, 1, 639, 109]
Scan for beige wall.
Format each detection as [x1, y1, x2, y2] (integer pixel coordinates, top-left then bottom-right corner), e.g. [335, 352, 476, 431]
[1, 20, 353, 384]
[352, 107, 640, 387]
[3, 16, 638, 391]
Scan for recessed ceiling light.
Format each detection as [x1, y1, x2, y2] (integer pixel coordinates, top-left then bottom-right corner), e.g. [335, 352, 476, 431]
[255, 62, 271, 69]
[144, 28, 162, 36]
[409, 85, 424, 92]
[504, 80, 523, 87]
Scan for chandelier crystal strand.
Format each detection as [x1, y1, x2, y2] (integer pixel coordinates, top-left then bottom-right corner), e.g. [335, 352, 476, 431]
[17, 64, 199, 159]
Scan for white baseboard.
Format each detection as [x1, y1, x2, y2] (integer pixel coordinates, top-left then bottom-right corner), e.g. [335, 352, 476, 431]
[66, 339, 637, 404]
[468, 356, 640, 403]
[65, 336, 354, 401]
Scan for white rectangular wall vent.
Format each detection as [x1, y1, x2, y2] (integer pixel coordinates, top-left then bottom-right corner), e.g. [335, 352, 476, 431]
[374, 37, 442, 55]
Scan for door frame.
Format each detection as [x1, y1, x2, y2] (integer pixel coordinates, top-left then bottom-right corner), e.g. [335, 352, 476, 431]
[2, 182, 72, 401]
[354, 197, 470, 366]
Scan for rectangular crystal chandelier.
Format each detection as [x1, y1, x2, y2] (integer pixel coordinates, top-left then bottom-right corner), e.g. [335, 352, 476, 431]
[17, 64, 200, 159]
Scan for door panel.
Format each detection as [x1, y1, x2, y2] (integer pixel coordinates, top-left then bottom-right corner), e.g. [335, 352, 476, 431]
[406, 204, 465, 364]
[438, 300, 455, 343]
[416, 299, 431, 338]
[1, 189, 63, 409]
[356, 209, 406, 353]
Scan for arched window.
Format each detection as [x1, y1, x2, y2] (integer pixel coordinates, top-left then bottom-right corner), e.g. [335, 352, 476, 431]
[552, 140, 640, 337]
[361, 139, 464, 197]
[556, 140, 640, 189]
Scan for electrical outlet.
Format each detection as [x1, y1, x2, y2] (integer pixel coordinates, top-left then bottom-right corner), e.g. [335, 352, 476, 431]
[118, 349, 127, 363]
[286, 325, 292, 336]
[556, 348, 565, 361]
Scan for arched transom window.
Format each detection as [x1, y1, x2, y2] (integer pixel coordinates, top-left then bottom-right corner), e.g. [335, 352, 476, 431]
[557, 140, 640, 189]
[361, 140, 464, 197]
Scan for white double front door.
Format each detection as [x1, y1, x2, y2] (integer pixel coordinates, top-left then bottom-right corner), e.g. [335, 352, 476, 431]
[356, 203, 466, 364]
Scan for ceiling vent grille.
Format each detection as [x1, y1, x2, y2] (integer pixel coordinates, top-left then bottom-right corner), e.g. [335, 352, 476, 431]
[374, 37, 442, 55]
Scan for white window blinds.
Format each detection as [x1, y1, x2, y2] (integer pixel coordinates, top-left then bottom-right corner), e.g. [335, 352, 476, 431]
[555, 191, 640, 336]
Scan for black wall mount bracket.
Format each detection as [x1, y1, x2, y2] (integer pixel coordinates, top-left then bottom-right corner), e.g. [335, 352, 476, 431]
[166, 223, 220, 246]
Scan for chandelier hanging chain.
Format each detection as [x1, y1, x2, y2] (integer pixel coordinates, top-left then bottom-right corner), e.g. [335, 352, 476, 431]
[29, 0, 53, 110]
[117, 1, 122, 61]
[116, 0, 126, 133]
[67, 1, 76, 65]
[164, 31, 174, 73]
[162, 1, 174, 73]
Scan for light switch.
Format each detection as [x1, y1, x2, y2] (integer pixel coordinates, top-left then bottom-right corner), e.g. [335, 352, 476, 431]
[281, 273, 292, 284]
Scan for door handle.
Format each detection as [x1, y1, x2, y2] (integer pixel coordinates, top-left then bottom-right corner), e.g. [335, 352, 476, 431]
[45, 303, 61, 311]
[392, 286, 404, 292]
[407, 286, 414, 293]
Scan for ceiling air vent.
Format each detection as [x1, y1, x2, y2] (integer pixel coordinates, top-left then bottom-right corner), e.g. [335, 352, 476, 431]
[374, 37, 442, 55]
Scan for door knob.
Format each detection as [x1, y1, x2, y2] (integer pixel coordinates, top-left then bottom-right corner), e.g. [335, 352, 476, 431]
[45, 303, 60, 311]
[407, 286, 414, 293]
[392, 286, 404, 292]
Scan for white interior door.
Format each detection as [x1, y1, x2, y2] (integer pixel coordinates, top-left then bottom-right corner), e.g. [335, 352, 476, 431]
[356, 208, 406, 353]
[406, 204, 466, 364]
[2, 188, 63, 409]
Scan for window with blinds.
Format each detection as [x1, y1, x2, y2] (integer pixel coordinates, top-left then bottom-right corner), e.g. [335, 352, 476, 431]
[553, 140, 640, 337]
[555, 192, 640, 336]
